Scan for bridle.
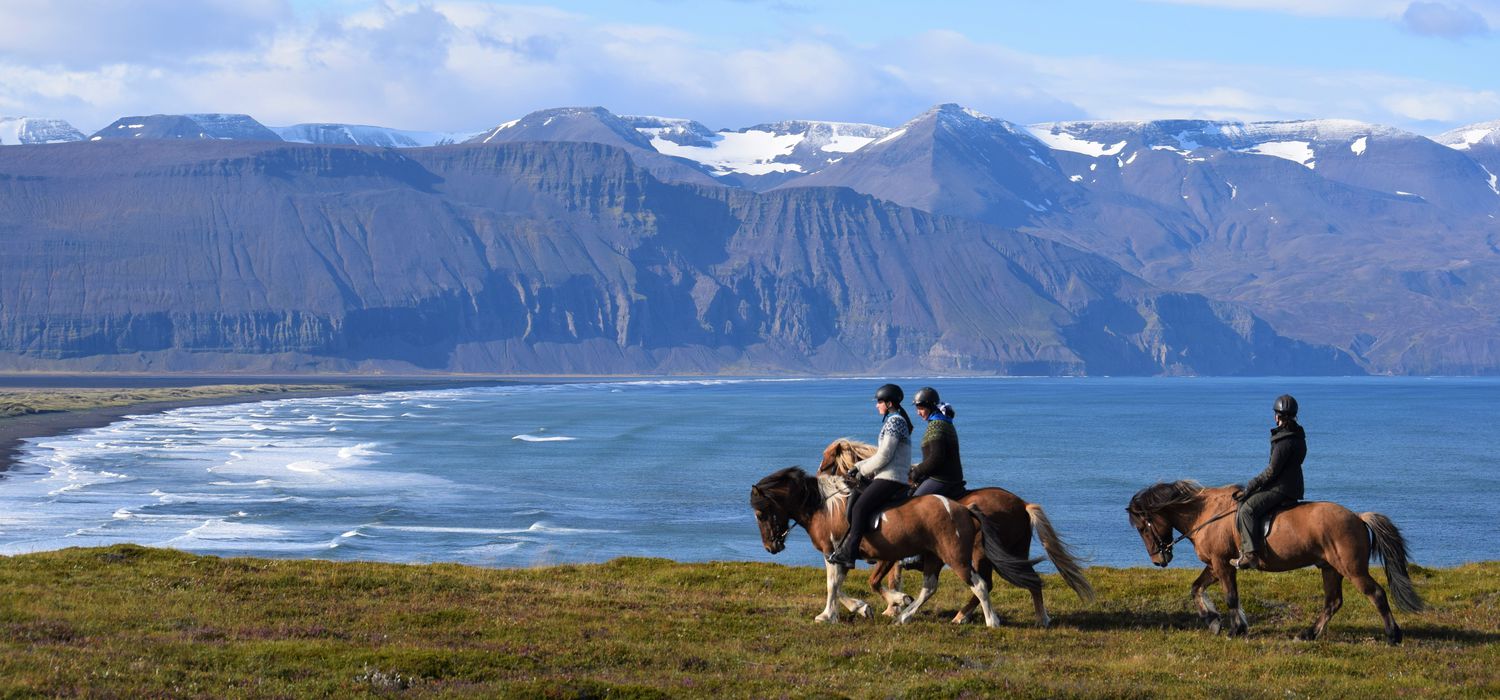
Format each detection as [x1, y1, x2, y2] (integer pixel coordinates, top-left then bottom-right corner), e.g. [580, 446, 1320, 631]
[752, 479, 816, 552]
[1131, 506, 1238, 557]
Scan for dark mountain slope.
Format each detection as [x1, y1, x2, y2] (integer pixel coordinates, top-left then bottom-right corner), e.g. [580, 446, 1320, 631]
[0, 139, 1356, 375]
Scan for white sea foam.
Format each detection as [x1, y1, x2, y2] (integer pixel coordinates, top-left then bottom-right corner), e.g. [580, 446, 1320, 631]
[337, 442, 386, 460]
[512, 434, 576, 442]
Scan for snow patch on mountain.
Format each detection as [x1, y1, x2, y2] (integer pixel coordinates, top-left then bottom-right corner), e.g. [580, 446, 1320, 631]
[1024, 126, 1127, 157]
[1240, 140, 1316, 169]
[638, 118, 891, 177]
[1351, 136, 1368, 156]
[1481, 164, 1500, 195]
[651, 130, 806, 175]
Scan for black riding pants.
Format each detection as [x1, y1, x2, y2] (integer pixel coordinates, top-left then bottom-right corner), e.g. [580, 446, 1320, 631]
[912, 478, 966, 499]
[844, 478, 907, 557]
[1236, 489, 1295, 554]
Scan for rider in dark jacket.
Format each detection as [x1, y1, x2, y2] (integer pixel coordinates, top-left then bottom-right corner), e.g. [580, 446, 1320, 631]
[1232, 394, 1307, 570]
[910, 386, 966, 499]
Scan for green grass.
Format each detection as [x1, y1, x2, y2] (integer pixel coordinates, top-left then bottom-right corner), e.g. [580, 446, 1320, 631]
[0, 385, 350, 418]
[1, 546, 1494, 698]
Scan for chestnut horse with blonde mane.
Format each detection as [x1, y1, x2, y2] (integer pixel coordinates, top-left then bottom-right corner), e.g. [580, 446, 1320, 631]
[1127, 480, 1423, 644]
[819, 438, 1094, 627]
[750, 466, 1042, 626]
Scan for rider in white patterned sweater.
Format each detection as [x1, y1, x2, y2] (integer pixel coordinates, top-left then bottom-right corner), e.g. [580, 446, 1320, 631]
[827, 383, 912, 567]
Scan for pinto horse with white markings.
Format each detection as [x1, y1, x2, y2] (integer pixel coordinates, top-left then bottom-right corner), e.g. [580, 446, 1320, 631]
[818, 438, 1094, 627]
[1127, 480, 1423, 644]
[750, 466, 1041, 626]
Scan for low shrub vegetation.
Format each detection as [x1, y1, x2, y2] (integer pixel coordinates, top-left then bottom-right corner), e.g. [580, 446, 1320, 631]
[0, 546, 1494, 697]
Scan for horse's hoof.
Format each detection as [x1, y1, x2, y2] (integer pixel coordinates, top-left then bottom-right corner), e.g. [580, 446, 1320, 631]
[951, 611, 973, 625]
[814, 613, 837, 624]
[855, 605, 874, 619]
[1295, 629, 1317, 642]
[1036, 615, 1052, 630]
[985, 615, 1002, 628]
[1207, 618, 1223, 635]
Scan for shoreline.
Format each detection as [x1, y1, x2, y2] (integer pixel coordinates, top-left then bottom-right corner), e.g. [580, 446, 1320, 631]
[0, 377, 522, 475]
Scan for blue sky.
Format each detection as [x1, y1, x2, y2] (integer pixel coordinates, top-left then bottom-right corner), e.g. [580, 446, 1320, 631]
[3, 0, 1497, 134]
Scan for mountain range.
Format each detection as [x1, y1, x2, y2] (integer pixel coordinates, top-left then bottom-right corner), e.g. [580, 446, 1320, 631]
[2, 104, 1498, 375]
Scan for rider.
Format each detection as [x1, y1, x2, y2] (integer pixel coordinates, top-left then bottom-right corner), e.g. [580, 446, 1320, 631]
[910, 386, 966, 499]
[1231, 394, 1307, 570]
[827, 383, 912, 567]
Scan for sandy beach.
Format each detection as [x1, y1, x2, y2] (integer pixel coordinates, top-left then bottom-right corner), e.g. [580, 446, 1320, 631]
[0, 376, 518, 474]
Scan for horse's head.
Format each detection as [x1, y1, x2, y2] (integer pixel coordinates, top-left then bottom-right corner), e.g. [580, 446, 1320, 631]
[750, 467, 812, 554]
[818, 438, 873, 476]
[1126, 480, 1204, 567]
[1126, 504, 1175, 567]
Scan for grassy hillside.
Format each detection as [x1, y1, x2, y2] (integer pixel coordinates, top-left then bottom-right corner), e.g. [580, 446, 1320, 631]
[0, 385, 349, 418]
[0, 546, 1494, 698]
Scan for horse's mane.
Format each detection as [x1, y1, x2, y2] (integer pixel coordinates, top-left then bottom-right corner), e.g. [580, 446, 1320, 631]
[752, 466, 828, 515]
[820, 438, 876, 476]
[1127, 480, 1205, 514]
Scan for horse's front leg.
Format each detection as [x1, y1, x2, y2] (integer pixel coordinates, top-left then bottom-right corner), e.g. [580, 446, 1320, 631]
[1190, 566, 1222, 634]
[1216, 562, 1250, 637]
[869, 560, 911, 617]
[815, 561, 848, 623]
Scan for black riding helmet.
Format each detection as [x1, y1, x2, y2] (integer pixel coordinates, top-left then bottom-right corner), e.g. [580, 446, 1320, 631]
[875, 383, 904, 404]
[1274, 394, 1298, 418]
[913, 386, 940, 408]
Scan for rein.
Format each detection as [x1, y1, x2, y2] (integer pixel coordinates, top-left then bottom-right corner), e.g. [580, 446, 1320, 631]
[1159, 507, 1238, 554]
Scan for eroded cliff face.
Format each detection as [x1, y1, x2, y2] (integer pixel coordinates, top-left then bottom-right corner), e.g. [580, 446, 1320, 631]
[0, 140, 1358, 375]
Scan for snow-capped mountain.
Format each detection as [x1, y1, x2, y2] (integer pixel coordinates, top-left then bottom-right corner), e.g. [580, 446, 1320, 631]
[779, 104, 1080, 225]
[1437, 120, 1500, 179]
[630, 117, 892, 190]
[90, 114, 282, 142]
[273, 123, 480, 148]
[1028, 118, 1499, 207]
[466, 107, 717, 185]
[0, 117, 85, 145]
[1436, 120, 1500, 151]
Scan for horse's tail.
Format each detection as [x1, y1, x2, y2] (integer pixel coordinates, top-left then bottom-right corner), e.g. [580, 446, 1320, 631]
[1360, 512, 1425, 613]
[1026, 503, 1096, 603]
[968, 505, 1044, 593]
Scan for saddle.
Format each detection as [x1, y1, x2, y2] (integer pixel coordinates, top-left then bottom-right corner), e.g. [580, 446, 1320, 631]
[1260, 501, 1309, 539]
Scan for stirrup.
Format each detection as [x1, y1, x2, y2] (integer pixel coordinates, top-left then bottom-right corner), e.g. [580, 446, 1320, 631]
[1231, 552, 1260, 570]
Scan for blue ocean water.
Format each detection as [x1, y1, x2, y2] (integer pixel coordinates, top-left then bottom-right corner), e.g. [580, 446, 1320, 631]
[0, 377, 1495, 569]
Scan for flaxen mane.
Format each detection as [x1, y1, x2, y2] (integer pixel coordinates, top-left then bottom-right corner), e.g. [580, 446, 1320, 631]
[820, 438, 875, 476]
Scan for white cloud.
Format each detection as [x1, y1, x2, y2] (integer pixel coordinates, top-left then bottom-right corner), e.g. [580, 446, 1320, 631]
[0, 0, 291, 69]
[1, 1, 1497, 136]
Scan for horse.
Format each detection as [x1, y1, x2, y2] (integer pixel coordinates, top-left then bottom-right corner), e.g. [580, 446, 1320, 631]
[818, 438, 1094, 627]
[1126, 480, 1424, 644]
[750, 466, 1041, 626]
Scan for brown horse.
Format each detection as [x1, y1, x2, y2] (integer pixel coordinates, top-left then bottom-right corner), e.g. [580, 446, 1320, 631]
[750, 466, 1041, 626]
[1126, 480, 1424, 644]
[819, 438, 1094, 627]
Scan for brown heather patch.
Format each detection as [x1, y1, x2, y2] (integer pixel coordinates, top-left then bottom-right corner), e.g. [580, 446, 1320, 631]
[0, 546, 1494, 698]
